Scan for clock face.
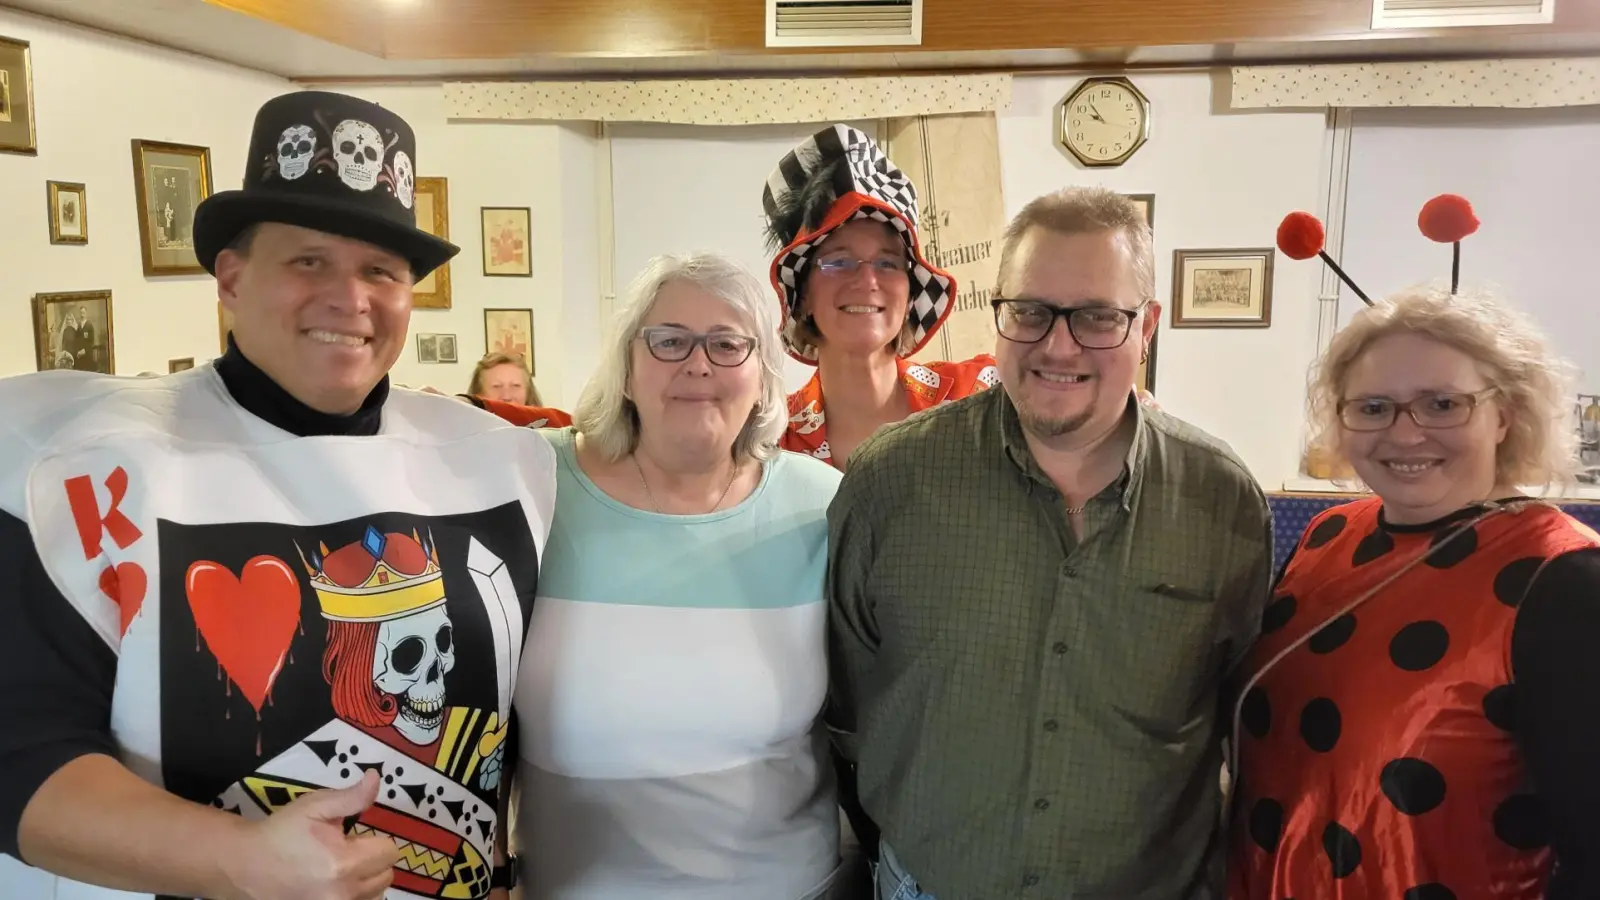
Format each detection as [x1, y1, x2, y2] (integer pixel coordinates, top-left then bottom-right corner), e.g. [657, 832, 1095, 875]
[1063, 80, 1148, 166]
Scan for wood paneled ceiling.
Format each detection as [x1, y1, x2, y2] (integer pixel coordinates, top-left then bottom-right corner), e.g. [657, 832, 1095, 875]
[2, 0, 1598, 79]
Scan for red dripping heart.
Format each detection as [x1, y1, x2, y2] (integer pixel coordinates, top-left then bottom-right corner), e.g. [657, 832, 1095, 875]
[98, 562, 148, 637]
[185, 556, 303, 714]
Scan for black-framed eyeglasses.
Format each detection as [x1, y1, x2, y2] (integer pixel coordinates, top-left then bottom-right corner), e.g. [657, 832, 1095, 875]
[637, 325, 757, 367]
[1337, 388, 1498, 432]
[991, 298, 1145, 348]
[813, 257, 910, 278]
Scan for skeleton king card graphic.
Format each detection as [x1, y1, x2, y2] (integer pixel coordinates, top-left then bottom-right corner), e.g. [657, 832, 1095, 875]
[158, 503, 538, 899]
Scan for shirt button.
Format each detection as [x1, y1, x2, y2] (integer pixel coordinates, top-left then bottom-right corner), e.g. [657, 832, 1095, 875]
[1043, 719, 1059, 732]
[1052, 641, 1068, 655]
[1034, 798, 1050, 811]
[1061, 564, 1078, 577]
[1023, 874, 1041, 888]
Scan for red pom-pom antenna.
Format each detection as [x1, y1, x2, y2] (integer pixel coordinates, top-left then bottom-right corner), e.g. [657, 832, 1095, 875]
[1276, 212, 1325, 261]
[1417, 194, 1479, 244]
[1418, 193, 1478, 293]
[1274, 210, 1372, 306]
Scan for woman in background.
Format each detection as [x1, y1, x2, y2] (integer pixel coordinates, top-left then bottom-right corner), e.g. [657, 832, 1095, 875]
[1229, 201, 1600, 899]
[512, 253, 844, 899]
[761, 124, 998, 470]
[462, 351, 572, 427]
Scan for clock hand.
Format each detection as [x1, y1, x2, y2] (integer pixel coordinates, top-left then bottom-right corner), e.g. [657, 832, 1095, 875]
[1087, 101, 1107, 123]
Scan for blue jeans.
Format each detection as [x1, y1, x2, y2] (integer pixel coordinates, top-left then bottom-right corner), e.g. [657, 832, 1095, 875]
[876, 843, 937, 900]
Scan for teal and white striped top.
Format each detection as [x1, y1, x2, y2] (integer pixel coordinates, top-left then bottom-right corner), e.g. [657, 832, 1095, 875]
[513, 427, 844, 900]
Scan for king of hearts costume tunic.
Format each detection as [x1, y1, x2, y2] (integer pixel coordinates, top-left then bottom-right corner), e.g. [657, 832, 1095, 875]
[0, 353, 555, 900]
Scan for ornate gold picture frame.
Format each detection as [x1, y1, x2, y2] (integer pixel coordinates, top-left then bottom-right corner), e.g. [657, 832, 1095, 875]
[413, 176, 452, 309]
[131, 139, 214, 276]
[0, 35, 37, 155]
[47, 180, 87, 244]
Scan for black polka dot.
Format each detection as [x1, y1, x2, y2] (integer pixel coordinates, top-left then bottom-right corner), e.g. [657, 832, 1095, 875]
[1352, 529, 1396, 567]
[1248, 798, 1284, 852]
[1483, 684, 1516, 731]
[1241, 687, 1272, 739]
[1308, 613, 1357, 654]
[1493, 794, 1549, 850]
[1299, 698, 1342, 752]
[1494, 557, 1544, 607]
[1381, 758, 1447, 815]
[1404, 885, 1457, 900]
[1390, 621, 1450, 671]
[1425, 525, 1478, 569]
[387, 788, 396, 800]
[1305, 514, 1347, 549]
[339, 768, 349, 778]
[1261, 595, 1297, 634]
[1322, 821, 1363, 878]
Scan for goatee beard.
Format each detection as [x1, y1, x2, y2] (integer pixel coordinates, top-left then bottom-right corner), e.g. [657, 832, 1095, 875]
[1018, 406, 1094, 440]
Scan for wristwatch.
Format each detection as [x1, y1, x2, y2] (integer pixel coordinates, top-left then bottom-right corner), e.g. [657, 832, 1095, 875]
[491, 855, 521, 890]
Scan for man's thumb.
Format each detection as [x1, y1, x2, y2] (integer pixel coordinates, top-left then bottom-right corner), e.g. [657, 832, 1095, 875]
[299, 770, 380, 822]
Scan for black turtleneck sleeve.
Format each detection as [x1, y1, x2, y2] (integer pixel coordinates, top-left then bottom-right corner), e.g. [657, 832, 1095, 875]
[0, 340, 390, 861]
[1510, 546, 1600, 899]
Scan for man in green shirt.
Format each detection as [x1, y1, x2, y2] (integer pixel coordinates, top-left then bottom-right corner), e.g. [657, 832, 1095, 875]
[827, 186, 1272, 900]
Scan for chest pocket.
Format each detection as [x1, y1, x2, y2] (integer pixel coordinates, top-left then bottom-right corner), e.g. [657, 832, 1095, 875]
[1078, 582, 1224, 740]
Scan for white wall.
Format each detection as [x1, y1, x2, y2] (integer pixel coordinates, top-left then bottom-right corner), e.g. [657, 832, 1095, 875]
[999, 73, 1329, 486]
[0, 8, 288, 377]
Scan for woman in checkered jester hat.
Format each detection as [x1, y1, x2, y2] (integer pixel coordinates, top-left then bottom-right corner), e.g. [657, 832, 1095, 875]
[762, 124, 1000, 470]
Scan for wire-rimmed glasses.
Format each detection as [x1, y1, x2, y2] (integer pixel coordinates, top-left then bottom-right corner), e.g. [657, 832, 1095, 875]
[1337, 388, 1498, 432]
[991, 298, 1145, 348]
[637, 325, 757, 367]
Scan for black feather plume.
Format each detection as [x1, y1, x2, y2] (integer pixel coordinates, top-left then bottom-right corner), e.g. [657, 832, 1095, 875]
[764, 158, 849, 252]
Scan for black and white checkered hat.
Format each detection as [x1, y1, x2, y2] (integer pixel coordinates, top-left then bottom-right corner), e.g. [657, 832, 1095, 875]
[762, 124, 955, 365]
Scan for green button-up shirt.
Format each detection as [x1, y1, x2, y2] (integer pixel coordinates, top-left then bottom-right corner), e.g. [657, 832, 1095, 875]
[826, 387, 1272, 900]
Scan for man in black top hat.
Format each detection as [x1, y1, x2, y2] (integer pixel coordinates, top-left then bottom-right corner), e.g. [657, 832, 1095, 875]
[0, 91, 554, 900]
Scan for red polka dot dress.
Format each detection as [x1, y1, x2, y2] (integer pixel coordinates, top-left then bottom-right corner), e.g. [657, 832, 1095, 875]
[1228, 496, 1600, 900]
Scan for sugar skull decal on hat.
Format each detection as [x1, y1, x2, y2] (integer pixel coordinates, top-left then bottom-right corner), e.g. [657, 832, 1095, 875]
[275, 125, 318, 181]
[762, 124, 955, 365]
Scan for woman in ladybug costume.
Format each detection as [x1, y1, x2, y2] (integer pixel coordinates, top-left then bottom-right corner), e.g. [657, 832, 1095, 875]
[1227, 195, 1600, 899]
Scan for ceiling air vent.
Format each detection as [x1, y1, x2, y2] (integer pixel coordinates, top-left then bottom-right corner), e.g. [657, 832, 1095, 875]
[766, 0, 922, 48]
[1372, 0, 1554, 29]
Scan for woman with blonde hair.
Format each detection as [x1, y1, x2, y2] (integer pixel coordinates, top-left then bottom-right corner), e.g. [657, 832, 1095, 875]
[511, 252, 845, 899]
[1228, 197, 1600, 899]
[461, 351, 574, 428]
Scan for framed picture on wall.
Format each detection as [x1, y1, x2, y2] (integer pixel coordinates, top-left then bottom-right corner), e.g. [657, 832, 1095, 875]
[417, 333, 439, 364]
[1125, 193, 1155, 230]
[1171, 247, 1274, 328]
[169, 357, 195, 373]
[33, 290, 114, 373]
[484, 308, 534, 375]
[131, 139, 213, 276]
[481, 207, 532, 277]
[413, 177, 452, 309]
[0, 35, 37, 155]
[218, 301, 234, 352]
[47, 181, 88, 244]
[1137, 330, 1159, 392]
[437, 333, 458, 363]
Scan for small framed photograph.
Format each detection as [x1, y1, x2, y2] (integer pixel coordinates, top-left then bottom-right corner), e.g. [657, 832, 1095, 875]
[413, 176, 452, 309]
[131, 139, 214, 276]
[0, 35, 37, 155]
[484, 308, 535, 375]
[1171, 247, 1274, 328]
[168, 357, 195, 373]
[47, 181, 88, 244]
[437, 333, 458, 363]
[481, 207, 532, 277]
[1125, 193, 1155, 230]
[33, 290, 114, 373]
[417, 333, 439, 364]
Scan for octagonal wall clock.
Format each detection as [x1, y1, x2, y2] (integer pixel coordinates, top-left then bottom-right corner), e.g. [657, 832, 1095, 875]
[1058, 76, 1151, 168]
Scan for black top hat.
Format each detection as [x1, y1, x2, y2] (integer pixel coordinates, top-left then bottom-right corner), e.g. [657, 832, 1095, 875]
[193, 90, 458, 278]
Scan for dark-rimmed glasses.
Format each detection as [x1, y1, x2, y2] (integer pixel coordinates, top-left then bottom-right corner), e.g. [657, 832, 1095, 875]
[638, 325, 757, 367]
[1337, 388, 1498, 432]
[991, 299, 1145, 348]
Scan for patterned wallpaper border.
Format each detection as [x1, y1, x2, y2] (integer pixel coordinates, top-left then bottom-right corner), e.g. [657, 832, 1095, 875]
[444, 75, 1012, 125]
[1231, 58, 1600, 109]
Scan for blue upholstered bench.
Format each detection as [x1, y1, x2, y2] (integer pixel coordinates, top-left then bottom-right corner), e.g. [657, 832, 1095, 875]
[1266, 492, 1600, 577]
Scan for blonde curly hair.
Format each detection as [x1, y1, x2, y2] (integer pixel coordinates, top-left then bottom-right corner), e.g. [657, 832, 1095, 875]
[1305, 282, 1579, 492]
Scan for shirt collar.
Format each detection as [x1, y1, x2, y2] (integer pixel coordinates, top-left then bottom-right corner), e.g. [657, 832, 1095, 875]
[1000, 388, 1149, 511]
